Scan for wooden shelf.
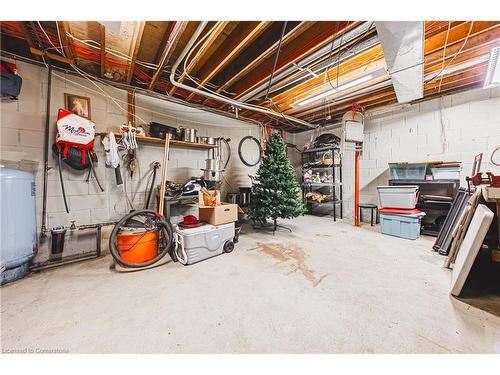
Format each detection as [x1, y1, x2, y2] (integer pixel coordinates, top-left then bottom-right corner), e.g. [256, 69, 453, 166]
[302, 164, 342, 169]
[302, 145, 340, 153]
[99, 133, 216, 150]
[302, 182, 342, 187]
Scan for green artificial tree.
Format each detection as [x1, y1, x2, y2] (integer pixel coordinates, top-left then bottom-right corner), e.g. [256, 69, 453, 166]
[249, 133, 305, 233]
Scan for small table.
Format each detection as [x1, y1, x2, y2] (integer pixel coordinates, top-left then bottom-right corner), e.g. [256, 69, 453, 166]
[156, 194, 199, 221]
[359, 203, 379, 226]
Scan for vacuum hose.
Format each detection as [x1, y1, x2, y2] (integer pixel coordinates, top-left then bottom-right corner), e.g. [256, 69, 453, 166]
[109, 210, 173, 268]
[57, 150, 69, 213]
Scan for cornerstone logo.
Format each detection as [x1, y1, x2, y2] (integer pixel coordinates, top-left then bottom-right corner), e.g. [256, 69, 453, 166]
[2, 347, 69, 354]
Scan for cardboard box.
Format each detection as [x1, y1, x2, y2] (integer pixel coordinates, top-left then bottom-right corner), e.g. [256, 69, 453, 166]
[198, 203, 238, 225]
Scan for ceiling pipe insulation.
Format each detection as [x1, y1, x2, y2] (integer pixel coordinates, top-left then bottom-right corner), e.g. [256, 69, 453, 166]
[169, 22, 316, 129]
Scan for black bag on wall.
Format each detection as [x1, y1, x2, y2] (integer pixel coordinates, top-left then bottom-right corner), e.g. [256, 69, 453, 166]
[52, 144, 91, 171]
[1, 61, 23, 99]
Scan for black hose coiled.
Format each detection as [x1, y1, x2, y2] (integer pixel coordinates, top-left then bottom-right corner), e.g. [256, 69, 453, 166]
[109, 210, 173, 268]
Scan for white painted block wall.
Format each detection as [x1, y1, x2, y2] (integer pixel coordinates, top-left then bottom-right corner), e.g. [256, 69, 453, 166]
[291, 87, 500, 219]
[0, 60, 260, 260]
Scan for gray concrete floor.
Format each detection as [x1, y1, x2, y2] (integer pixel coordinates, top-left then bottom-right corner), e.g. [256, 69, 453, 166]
[1, 215, 500, 353]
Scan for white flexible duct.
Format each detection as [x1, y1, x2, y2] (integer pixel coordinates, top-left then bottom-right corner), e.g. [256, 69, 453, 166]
[169, 22, 316, 130]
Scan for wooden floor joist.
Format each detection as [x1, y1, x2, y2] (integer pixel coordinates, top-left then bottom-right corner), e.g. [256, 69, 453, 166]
[100, 24, 106, 78]
[2, 20, 499, 131]
[127, 21, 146, 84]
[148, 21, 188, 91]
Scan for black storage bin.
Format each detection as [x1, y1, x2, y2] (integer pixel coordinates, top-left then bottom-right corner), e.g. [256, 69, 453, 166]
[148, 122, 179, 140]
[51, 227, 66, 255]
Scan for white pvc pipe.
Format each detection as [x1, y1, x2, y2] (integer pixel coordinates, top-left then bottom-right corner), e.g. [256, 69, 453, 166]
[169, 22, 316, 130]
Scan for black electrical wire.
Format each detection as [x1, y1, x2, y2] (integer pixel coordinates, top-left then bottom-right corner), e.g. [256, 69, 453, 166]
[265, 21, 288, 101]
[320, 21, 375, 123]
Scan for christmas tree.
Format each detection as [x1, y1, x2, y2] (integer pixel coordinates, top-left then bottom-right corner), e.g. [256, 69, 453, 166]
[249, 133, 305, 232]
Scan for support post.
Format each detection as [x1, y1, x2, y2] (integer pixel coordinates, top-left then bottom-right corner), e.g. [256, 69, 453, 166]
[158, 134, 171, 216]
[127, 90, 135, 126]
[40, 63, 52, 238]
[354, 148, 361, 227]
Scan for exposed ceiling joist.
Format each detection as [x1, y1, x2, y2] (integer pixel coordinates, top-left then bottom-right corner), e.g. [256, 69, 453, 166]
[127, 21, 146, 84]
[148, 21, 188, 90]
[57, 21, 74, 60]
[2, 20, 499, 133]
[169, 21, 229, 96]
[425, 21, 499, 54]
[215, 21, 311, 96]
[29, 47, 74, 64]
[18, 21, 37, 50]
[100, 24, 106, 78]
[185, 21, 271, 102]
[275, 45, 385, 109]
[235, 21, 362, 102]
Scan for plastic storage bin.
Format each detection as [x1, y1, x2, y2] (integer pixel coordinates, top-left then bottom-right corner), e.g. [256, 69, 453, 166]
[431, 167, 461, 180]
[389, 162, 428, 180]
[377, 185, 419, 209]
[380, 213, 425, 240]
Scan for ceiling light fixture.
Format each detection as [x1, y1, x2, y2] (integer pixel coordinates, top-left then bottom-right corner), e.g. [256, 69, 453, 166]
[484, 46, 500, 89]
[292, 73, 375, 108]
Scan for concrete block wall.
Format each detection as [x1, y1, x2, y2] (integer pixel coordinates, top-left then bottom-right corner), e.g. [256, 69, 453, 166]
[0, 60, 260, 260]
[291, 86, 500, 219]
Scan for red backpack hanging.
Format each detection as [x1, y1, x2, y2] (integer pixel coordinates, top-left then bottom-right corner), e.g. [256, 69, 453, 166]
[53, 108, 103, 213]
[55, 108, 95, 167]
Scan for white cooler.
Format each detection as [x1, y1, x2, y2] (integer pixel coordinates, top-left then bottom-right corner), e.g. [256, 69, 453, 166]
[173, 222, 235, 265]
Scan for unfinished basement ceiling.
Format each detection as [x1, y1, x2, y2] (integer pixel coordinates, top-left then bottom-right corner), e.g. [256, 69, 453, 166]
[1, 20, 499, 132]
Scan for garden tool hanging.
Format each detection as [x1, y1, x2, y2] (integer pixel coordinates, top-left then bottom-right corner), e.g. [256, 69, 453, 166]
[119, 123, 139, 179]
[102, 132, 123, 185]
[53, 108, 104, 213]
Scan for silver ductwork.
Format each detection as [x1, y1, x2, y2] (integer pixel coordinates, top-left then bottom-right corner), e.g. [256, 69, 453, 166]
[375, 21, 425, 103]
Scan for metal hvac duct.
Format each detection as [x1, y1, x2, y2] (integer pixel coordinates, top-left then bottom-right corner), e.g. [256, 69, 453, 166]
[375, 21, 425, 103]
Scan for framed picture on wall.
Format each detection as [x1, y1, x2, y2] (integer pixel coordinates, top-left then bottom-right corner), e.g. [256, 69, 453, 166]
[64, 93, 91, 120]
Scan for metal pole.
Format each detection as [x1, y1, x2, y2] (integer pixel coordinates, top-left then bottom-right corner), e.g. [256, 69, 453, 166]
[40, 63, 52, 238]
[354, 148, 361, 226]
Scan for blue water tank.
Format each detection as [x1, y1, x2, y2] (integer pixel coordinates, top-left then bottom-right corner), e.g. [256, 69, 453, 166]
[0, 166, 37, 284]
